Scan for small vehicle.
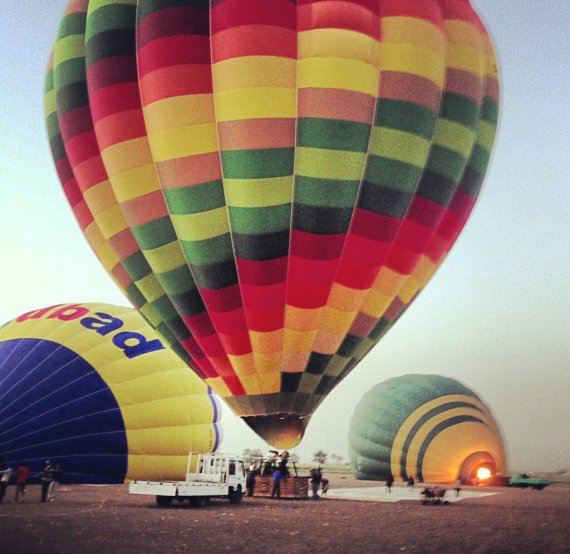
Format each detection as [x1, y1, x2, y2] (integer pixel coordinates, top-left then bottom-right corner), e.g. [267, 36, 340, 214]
[420, 485, 448, 505]
[509, 474, 550, 490]
[129, 453, 246, 507]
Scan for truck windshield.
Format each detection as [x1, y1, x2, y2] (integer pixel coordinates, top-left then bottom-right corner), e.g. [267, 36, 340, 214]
[229, 462, 236, 475]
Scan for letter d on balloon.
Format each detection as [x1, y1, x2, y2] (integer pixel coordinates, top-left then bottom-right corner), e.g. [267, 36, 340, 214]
[112, 331, 165, 359]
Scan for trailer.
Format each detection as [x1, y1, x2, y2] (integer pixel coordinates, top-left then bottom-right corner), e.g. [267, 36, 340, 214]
[129, 453, 246, 507]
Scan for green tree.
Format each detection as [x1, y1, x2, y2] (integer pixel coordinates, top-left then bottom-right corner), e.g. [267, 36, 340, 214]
[312, 450, 328, 465]
[242, 448, 263, 466]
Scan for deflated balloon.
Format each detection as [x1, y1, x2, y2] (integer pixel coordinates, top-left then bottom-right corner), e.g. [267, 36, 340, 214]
[0, 303, 221, 483]
[348, 375, 507, 483]
[46, 0, 499, 448]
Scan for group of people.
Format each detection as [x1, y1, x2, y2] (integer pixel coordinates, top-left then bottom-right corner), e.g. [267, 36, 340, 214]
[0, 460, 63, 504]
[384, 474, 418, 493]
[244, 451, 330, 500]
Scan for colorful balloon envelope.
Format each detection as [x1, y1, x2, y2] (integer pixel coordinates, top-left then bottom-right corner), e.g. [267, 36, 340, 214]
[0, 304, 221, 483]
[46, 0, 499, 448]
[348, 374, 507, 483]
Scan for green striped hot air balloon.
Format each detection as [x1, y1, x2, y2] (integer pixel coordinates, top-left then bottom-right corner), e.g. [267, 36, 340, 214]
[46, 0, 499, 449]
[348, 374, 507, 483]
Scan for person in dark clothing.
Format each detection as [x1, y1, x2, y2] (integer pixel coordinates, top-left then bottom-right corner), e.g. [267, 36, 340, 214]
[271, 469, 281, 498]
[385, 473, 394, 493]
[321, 477, 329, 496]
[40, 461, 54, 503]
[246, 466, 257, 497]
[48, 464, 63, 501]
[15, 463, 30, 503]
[407, 476, 415, 491]
[310, 468, 322, 499]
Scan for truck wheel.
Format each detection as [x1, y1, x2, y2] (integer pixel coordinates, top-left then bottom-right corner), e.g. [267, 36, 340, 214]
[190, 497, 210, 507]
[156, 495, 173, 506]
[228, 486, 243, 504]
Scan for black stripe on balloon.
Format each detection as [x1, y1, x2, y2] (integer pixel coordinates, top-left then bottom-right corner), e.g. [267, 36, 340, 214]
[169, 287, 207, 318]
[49, 135, 67, 165]
[315, 375, 335, 396]
[415, 170, 457, 207]
[305, 352, 333, 375]
[232, 230, 290, 261]
[85, 28, 137, 68]
[358, 182, 413, 218]
[190, 259, 239, 290]
[416, 415, 487, 483]
[338, 334, 361, 358]
[368, 318, 390, 340]
[54, 81, 89, 120]
[163, 316, 192, 341]
[459, 166, 484, 197]
[399, 404, 484, 482]
[280, 372, 302, 393]
[292, 204, 354, 235]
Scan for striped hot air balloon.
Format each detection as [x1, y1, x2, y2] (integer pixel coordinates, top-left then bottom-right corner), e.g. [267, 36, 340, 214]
[0, 304, 221, 483]
[348, 374, 507, 483]
[46, 0, 499, 448]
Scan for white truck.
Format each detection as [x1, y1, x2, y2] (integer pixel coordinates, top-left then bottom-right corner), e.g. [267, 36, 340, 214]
[128, 453, 246, 507]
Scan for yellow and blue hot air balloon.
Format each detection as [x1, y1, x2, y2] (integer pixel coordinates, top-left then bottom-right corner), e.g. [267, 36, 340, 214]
[348, 374, 507, 483]
[46, 0, 500, 448]
[0, 303, 221, 483]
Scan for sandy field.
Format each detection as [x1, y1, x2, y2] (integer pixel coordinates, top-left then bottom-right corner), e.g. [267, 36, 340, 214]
[0, 475, 568, 554]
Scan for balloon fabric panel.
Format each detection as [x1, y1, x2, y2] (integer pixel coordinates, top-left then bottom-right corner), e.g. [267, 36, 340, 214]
[47, 0, 500, 448]
[348, 375, 507, 483]
[0, 304, 221, 482]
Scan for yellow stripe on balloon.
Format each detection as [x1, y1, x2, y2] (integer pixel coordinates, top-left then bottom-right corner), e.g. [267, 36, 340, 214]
[432, 119, 475, 158]
[94, 204, 129, 239]
[141, 94, 215, 131]
[389, 394, 496, 478]
[383, 16, 446, 58]
[171, 207, 230, 241]
[143, 241, 188, 273]
[380, 43, 445, 87]
[136, 272, 168, 303]
[368, 127, 431, 168]
[213, 87, 296, 121]
[294, 148, 367, 180]
[297, 57, 378, 96]
[212, 57, 296, 91]
[147, 123, 219, 162]
[298, 28, 380, 65]
[100, 141, 155, 181]
[223, 177, 292, 208]
[446, 43, 485, 76]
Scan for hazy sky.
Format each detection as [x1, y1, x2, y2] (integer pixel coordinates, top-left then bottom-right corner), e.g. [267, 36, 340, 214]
[0, 1, 568, 471]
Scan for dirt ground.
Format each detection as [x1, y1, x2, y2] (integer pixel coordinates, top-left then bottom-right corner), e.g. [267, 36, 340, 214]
[1, 475, 568, 554]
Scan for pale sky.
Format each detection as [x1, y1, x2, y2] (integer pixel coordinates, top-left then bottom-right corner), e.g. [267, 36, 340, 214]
[0, 1, 568, 471]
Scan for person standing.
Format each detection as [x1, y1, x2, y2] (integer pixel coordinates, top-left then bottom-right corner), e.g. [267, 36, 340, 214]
[321, 476, 329, 496]
[407, 476, 415, 492]
[48, 464, 63, 502]
[15, 462, 30, 503]
[310, 468, 322, 499]
[40, 460, 54, 503]
[385, 473, 394, 493]
[246, 466, 257, 497]
[0, 466, 14, 504]
[454, 478, 462, 497]
[271, 469, 281, 499]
